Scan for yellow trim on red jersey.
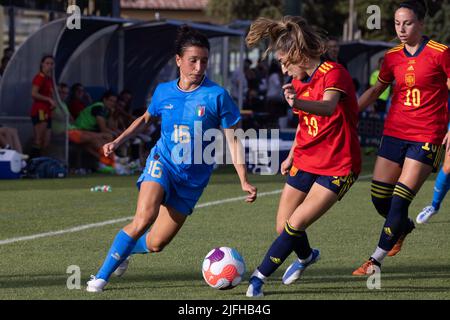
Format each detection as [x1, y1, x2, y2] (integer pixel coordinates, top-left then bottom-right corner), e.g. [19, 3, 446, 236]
[427, 43, 446, 53]
[324, 87, 347, 95]
[429, 40, 448, 50]
[323, 62, 335, 70]
[386, 45, 404, 54]
[321, 63, 332, 70]
[377, 76, 391, 84]
[318, 62, 335, 74]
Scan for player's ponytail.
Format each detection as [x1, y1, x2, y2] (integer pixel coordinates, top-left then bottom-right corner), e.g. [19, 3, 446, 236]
[398, 0, 427, 21]
[174, 24, 210, 56]
[246, 16, 326, 66]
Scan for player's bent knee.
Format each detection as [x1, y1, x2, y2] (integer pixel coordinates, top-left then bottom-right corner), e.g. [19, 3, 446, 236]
[276, 224, 285, 235]
[147, 241, 167, 253]
[442, 162, 450, 175]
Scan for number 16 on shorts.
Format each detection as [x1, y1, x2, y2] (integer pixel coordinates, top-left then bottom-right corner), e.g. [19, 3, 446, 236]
[148, 160, 163, 178]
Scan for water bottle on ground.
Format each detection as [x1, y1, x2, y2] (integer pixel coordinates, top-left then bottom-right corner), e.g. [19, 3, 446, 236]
[90, 185, 112, 192]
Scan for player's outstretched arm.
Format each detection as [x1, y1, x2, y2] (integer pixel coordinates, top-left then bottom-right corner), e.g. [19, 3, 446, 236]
[358, 80, 389, 112]
[103, 112, 151, 157]
[224, 125, 257, 203]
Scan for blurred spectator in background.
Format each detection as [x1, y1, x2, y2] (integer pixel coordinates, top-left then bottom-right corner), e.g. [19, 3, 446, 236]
[0, 125, 27, 159]
[68, 83, 92, 120]
[324, 37, 347, 69]
[114, 90, 136, 130]
[30, 55, 56, 158]
[255, 58, 269, 96]
[369, 57, 391, 113]
[230, 60, 248, 105]
[265, 59, 286, 118]
[68, 90, 121, 171]
[51, 83, 73, 137]
[245, 58, 265, 111]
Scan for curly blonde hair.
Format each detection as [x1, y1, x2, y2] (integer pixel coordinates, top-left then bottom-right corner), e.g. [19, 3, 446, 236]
[246, 16, 326, 66]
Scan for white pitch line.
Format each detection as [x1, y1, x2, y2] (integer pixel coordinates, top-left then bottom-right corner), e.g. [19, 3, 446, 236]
[0, 174, 372, 246]
[0, 190, 281, 246]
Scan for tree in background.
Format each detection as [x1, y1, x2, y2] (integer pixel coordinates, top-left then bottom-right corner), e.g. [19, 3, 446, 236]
[207, 0, 449, 43]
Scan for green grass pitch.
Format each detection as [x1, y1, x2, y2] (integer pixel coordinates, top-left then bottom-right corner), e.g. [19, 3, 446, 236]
[0, 156, 449, 300]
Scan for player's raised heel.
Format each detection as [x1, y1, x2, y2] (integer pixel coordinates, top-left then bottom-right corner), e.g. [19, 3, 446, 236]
[114, 256, 131, 277]
[282, 248, 320, 285]
[416, 205, 438, 224]
[86, 275, 107, 293]
[246, 276, 264, 298]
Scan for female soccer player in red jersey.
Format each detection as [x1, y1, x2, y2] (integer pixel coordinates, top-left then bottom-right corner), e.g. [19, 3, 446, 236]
[30, 55, 56, 158]
[353, 0, 450, 275]
[245, 16, 361, 297]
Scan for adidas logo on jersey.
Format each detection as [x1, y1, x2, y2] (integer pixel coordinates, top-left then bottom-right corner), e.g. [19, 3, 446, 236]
[407, 65, 415, 71]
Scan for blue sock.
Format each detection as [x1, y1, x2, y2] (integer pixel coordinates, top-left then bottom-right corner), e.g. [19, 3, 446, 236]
[96, 230, 137, 281]
[131, 231, 150, 254]
[258, 223, 309, 277]
[378, 183, 415, 251]
[431, 168, 450, 211]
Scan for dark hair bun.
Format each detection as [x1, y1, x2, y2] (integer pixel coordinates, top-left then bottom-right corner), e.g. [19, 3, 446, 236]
[174, 24, 210, 56]
[398, 0, 427, 20]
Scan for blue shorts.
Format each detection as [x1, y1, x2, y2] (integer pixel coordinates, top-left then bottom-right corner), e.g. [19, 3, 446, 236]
[378, 135, 444, 173]
[286, 166, 358, 201]
[137, 149, 205, 216]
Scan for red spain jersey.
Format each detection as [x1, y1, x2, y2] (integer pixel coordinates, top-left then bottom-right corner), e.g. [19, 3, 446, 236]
[31, 72, 54, 118]
[378, 38, 450, 144]
[292, 61, 361, 176]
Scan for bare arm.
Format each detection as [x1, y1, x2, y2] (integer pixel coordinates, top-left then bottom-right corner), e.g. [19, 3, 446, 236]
[224, 124, 257, 203]
[103, 112, 150, 157]
[358, 80, 389, 112]
[280, 124, 300, 175]
[283, 84, 342, 116]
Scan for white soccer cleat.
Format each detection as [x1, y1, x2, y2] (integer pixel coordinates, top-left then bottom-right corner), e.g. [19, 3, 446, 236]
[114, 256, 131, 277]
[86, 275, 107, 293]
[416, 206, 438, 224]
[246, 276, 264, 298]
[282, 249, 320, 285]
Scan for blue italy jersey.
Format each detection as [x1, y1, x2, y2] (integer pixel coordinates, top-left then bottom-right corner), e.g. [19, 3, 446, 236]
[147, 77, 241, 189]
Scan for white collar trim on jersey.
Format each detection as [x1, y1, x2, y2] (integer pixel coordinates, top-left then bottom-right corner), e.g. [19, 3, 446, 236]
[176, 76, 206, 93]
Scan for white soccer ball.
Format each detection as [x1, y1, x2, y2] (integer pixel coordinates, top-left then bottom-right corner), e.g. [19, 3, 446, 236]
[202, 247, 246, 290]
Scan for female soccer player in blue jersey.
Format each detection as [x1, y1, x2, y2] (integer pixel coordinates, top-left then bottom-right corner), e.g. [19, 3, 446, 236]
[86, 25, 257, 293]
